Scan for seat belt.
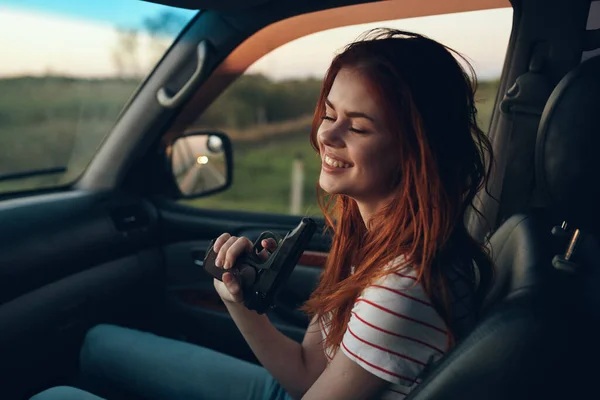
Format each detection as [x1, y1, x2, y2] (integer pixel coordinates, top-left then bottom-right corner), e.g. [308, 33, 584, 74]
[495, 43, 554, 224]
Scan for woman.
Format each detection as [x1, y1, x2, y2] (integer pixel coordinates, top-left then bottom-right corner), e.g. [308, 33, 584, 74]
[32, 28, 493, 400]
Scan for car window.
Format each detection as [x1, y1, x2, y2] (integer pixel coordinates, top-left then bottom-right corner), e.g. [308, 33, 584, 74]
[186, 7, 513, 216]
[0, 0, 196, 194]
[583, 1, 600, 61]
[185, 8, 513, 216]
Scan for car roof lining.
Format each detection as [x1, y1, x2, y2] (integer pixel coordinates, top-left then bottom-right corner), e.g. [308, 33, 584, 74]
[163, 0, 510, 144]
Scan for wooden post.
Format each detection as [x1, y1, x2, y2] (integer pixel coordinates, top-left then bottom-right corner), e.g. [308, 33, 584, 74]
[290, 153, 304, 215]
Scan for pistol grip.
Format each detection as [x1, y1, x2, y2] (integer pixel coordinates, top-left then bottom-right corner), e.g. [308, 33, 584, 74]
[203, 241, 226, 281]
[203, 241, 258, 286]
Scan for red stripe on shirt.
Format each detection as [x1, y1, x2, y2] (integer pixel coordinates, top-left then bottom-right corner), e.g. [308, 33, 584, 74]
[370, 284, 432, 306]
[352, 312, 445, 354]
[346, 326, 426, 366]
[394, 272, 417, 280]
[341, 342, 418, 384]
[356, 298, 447, 335]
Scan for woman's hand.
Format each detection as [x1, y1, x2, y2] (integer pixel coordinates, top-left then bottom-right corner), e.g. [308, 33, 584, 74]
[212, 233, 278, 304]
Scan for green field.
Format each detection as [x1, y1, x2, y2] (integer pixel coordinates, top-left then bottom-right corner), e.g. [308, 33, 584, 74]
[189, 79, 500, 215]
[0, 77, 141, 192]
[0, 75, 499, 215]
[185, 133, 323, 216]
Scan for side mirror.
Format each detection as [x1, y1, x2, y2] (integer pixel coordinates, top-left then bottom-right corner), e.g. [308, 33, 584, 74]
[168, 131, 233, 198]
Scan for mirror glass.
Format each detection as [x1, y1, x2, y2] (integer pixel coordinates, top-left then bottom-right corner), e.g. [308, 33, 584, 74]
[171, 133, 228, 196]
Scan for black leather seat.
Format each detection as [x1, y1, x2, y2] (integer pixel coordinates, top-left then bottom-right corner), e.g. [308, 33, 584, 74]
[406, 54, 600, 400]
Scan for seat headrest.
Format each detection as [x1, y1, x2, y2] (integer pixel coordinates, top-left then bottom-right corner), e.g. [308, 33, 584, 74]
[535, 54, 600, 233]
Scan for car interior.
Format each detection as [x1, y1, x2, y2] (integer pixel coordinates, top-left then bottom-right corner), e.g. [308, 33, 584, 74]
[0, 0, 599, 399]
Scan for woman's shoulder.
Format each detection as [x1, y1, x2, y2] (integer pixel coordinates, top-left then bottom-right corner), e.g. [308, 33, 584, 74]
[370, 255, 421, 290]
[342, 256, 449, 387]
[357, 258, 441, 322]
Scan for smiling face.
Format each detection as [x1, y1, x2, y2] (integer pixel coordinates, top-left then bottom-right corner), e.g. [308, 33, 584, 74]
[317, 68, 398, 213]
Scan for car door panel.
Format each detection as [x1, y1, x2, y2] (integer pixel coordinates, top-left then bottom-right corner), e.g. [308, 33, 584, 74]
[157, 200, 330, 363]
[0, 191, 167, 399]
[0, 188, 330, 398]
[0, 250, 164, 399]
[0, 191, 161, 303]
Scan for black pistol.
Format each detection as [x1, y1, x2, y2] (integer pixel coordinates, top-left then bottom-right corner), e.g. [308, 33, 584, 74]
[203, 217, 317, 314]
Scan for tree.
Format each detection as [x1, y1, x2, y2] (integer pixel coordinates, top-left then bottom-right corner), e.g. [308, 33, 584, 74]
[143, 11, 189, 63]
[112, 10, 188, 78]
[112, 27, 141, 78]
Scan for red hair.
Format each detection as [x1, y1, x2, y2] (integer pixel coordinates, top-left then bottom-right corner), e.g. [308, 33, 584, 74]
[301, 29, 494, 353]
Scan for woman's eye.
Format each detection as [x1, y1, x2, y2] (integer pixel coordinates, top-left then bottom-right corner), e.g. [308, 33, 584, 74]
[320, 114, 368, 134]
[350, 127, 368, 134]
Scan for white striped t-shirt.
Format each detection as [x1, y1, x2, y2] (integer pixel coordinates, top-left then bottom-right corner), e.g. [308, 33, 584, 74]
[320, 257, 457, 399]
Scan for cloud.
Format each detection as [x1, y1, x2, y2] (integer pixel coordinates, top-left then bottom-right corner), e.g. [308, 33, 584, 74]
[0, 7, 169, 78]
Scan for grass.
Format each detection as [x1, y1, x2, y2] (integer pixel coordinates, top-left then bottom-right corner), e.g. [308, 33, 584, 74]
[184, 133, 323, 216]
[186, 80, 501, 216]
[0, 77, 140, 193]
[0, 76, 500, 211]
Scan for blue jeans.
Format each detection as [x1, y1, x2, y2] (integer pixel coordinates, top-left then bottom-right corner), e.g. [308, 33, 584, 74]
[31, 324, 293, 400]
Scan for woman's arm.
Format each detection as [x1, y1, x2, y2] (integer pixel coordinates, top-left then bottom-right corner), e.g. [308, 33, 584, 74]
[227, 303, 389, 400]
[302, 350, 388, 400]
[302, 269, 449, 399]
[224, 304, 327, 399]
[212, 233, 327, 399]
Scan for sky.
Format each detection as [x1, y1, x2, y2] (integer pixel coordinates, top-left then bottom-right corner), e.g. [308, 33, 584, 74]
[0, 0, 514, 80]
[250, 8, 514, 81]
[0, 0, 193, 30]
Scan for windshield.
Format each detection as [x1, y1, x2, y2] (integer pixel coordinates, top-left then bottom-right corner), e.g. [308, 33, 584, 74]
[0, 0, 197, 193]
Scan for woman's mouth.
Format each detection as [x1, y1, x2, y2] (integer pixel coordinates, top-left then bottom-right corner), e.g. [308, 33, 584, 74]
[323, 155, 352, 169]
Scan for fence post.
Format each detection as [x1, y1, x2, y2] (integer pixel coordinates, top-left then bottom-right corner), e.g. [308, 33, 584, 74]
[290, 153, 304, 215]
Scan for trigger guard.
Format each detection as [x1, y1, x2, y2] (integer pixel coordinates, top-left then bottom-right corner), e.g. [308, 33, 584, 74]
[252, 231, 281, 255]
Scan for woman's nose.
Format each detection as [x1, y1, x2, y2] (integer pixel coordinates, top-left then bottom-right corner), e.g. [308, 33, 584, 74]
[318, 123, 344, 147]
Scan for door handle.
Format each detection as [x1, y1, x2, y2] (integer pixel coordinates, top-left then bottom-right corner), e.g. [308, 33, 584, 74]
[191, 247, 206, 268]
[157, 40, 209, 108]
